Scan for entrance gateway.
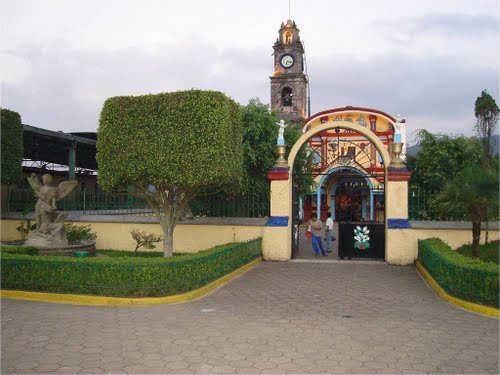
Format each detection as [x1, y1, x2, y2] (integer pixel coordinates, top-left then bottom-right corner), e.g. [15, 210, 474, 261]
[264, 107, 414, 265]
[291, 107, 395, 260]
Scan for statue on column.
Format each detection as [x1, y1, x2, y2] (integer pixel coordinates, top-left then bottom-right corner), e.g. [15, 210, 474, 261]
[25, 173, 78, 247]
[276, 119, 288, 145]
[394, 114, 403, 143]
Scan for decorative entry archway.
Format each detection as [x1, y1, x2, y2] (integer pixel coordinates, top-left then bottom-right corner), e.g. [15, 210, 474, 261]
[263, 107, 414, 265]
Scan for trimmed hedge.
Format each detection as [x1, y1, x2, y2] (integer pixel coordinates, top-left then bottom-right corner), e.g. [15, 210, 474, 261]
[1, 238, 261, 297]
[1, 108, 24, 184]
[418, 238, 499, 307]
[0, 244, 39, 255]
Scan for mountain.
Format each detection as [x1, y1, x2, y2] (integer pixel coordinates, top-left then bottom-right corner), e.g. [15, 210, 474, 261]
[405, 134, 499, 157]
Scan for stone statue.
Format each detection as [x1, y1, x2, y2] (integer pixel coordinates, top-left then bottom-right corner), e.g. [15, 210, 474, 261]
[25, 174, 78, 248]
[277, 119, 288, 145]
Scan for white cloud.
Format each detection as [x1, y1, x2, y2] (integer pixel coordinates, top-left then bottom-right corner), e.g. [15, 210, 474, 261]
[0, 0, 498, 137]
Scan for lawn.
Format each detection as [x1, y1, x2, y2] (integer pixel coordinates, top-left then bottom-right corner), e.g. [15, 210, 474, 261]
[455, 240, 499, 264]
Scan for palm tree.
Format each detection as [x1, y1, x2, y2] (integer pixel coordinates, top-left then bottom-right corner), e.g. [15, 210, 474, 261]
[435, 164, 499, 258]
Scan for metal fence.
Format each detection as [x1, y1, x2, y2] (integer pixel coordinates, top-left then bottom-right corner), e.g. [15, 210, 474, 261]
[408, 189, 440, 221]
[7, 189, 270, 218]
[8, 187, 491, 221]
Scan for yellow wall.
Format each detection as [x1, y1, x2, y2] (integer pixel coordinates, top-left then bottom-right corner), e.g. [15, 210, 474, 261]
[413, 228, 499, 250]
[2, 218, 497, 260]
[0, 219, 263, 253]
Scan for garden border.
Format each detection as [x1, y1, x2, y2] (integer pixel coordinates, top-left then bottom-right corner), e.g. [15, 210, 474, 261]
[0, 258, 261, 306]
[416, 261, 499, 318]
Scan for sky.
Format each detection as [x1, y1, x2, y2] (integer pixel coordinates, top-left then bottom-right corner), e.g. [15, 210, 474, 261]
[1, 0, 499, 144]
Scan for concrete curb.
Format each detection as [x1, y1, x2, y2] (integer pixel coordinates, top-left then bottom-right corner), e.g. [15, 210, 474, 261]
[0, 258, 262, 307]
[416, 261, 499, 318]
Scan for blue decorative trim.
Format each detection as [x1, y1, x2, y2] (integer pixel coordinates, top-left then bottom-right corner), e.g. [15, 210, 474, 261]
[265, 216, 289, 227]
[388, 218, 412, 229]
[271, 167, 289, 171]
[387, 167, 409, 172]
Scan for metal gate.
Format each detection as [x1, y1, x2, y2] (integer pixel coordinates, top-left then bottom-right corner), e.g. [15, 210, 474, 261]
[336, 181, 385, 260]
[291, 186, 300, 259]
[338, 222, 385, 259]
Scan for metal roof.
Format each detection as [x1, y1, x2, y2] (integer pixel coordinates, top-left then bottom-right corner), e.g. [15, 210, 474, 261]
[23, 124, 98, 170]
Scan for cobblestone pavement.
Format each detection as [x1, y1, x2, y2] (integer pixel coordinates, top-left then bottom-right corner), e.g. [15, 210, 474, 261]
[2, 262, 499, 374]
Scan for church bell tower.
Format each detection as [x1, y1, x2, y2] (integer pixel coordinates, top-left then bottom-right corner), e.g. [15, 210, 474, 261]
[270, 20, 309, 123]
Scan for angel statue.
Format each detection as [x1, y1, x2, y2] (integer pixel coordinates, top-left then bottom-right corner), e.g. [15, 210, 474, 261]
[25, 173, 78, 247]
[276, 119, 288, 145]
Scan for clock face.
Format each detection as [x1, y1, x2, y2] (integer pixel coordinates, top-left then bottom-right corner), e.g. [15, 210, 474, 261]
[280, 54, 294, 68]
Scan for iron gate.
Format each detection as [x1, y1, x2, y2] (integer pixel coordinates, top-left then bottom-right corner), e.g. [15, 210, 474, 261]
[338, 223, 384, 259]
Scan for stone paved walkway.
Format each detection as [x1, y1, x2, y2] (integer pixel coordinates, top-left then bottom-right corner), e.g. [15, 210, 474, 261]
[1, 262, 499, 374]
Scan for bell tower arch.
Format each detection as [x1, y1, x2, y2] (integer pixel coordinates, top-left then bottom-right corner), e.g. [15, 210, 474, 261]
[270, 20, 308, 122]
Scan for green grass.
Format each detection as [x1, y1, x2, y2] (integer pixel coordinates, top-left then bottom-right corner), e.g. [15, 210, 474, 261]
[455, 240, 499, 265]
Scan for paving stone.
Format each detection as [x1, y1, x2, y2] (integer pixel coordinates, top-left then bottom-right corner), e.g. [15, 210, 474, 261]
[2, 262, 499, 374]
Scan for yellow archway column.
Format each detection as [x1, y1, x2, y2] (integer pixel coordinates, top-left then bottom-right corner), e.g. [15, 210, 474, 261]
[385, 169, 415, 265]
[263, 168, 292, 261]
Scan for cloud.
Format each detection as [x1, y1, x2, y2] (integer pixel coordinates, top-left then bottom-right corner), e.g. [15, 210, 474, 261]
[308, 52, 499, 135]
[1, 31, 498, 138]
[408, 13, 499, 35]
[1, 38, 270, 132]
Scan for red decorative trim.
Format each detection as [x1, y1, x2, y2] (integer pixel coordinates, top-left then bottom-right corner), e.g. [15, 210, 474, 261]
[313, 130, 395, 139]
[306, 106, 396, 123]
[267, 170, 289, 181]
[388, 171, 412, 181]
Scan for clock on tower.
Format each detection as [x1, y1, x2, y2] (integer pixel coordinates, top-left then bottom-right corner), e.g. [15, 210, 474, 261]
[270, 19, 309, 123]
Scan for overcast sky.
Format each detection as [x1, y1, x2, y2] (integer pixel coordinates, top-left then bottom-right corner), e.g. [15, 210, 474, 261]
[1, 0, 498, 143]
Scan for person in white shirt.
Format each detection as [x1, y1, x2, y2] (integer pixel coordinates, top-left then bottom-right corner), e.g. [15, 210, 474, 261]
[325, 212, 334, 253]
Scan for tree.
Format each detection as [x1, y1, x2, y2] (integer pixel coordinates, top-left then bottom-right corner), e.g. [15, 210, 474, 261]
[435, 164, 499, 258]
[1, 109, 23, 185]
[239, 99, 312, 195]
[97, 90, 243, 257]
[240, 98, 279, 195]
[406, 130, 481, 191]
[475, 90, 499, 166]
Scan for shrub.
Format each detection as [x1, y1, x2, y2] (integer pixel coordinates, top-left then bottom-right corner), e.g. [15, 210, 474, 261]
[1, 238, 262, 297]
[130, 229, 162, 253]
[1, 108, 23, 185]
[64, 223, 97, 244]
[0, 245, 39, 255]
[418, 238, 498, 307]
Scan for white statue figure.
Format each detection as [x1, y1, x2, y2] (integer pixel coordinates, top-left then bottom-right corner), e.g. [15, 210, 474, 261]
[277, 119, 288, 145]
[394, 114, 403, 143]
[25, 173, 78, 247]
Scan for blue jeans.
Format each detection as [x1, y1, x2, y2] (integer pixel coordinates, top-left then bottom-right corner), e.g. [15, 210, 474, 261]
[325, 230, 332, 252]
[311, 234, 326, 256]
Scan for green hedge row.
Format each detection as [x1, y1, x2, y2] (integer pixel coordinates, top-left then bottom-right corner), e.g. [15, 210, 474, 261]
[418, 238, 499, 308]
[1, 238, 262, 297]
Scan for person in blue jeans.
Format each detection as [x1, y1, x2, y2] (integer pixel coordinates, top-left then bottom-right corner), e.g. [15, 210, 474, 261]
[309, 213, 326, 256]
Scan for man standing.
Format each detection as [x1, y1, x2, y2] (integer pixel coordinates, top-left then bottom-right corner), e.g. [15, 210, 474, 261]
[325, 212, 334, 253]
[309, 213, 327, 257]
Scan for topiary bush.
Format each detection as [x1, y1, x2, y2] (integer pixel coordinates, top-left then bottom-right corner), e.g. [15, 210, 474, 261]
[1, 108, 23, 185]
[1, 238, 261, 297]
[418, 238, 499, 307]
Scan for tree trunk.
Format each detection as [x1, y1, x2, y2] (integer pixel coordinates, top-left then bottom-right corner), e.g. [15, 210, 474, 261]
[163, 225, 174, 257]
[484, 206, 489, 244]
[472, 220, 481, 259]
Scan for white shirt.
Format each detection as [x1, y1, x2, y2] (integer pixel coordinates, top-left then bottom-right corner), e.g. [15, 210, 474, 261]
[326, 217, 334, 231]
